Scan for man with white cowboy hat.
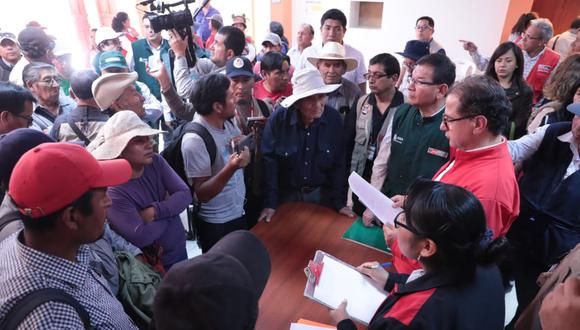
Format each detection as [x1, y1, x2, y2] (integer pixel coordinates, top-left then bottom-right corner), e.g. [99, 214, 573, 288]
[89, 110, 192, 271]
[92, 71, 145, 119]
[259, 68, 356, 223]
[307, 41, 361, 117]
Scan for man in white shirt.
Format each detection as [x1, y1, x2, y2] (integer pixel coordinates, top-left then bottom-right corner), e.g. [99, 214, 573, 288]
[298, 9, 367, 93]
[287, 23, 314, 69]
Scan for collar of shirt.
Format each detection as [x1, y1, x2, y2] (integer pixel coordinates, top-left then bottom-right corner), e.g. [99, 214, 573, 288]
[466, 136, 506, 152]
[422, 104, 445, 118]
[16, 231, 91, 288]
[558, 131, 580, 162]
[1, 58, 13, 69]
[524, 47, 546, 63]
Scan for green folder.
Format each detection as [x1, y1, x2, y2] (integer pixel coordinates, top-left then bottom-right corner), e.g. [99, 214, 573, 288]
[342, 217, 391, 254]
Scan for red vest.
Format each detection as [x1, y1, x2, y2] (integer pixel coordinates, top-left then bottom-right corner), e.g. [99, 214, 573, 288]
[526, 48, 560, 103]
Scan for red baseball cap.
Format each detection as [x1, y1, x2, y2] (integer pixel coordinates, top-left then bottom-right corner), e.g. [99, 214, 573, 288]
[8, 143, 131, 218]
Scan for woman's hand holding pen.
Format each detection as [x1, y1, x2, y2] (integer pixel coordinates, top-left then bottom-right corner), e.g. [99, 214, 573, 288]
[357, 261, 390, 289]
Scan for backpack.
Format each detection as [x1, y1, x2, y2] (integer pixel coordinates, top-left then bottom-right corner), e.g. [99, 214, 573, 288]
[0, 288, 92, 330]
[161, 121, 217, 187]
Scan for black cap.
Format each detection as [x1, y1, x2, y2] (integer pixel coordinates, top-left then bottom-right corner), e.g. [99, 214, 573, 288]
[0, 128, 55, 188]
[226, 56, 254, 78]
[396, 40, 430, 61]
[18, 27, 54, 53]
[153, 230, 271, 330]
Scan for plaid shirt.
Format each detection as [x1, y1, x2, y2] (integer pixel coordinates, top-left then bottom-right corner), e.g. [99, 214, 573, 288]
[0, 231, 137, 329]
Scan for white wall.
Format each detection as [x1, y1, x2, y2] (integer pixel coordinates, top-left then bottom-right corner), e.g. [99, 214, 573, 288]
[291, 0, 511, 66]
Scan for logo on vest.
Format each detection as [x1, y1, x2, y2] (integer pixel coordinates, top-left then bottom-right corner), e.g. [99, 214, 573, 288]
[538, 64, 552, 73]
[361, 104, 372, 115]
[393, 134, 404, 144]
[427, 147, 448, 158]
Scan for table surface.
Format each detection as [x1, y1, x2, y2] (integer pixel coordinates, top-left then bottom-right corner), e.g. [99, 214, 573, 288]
[252, 202, 391, 330]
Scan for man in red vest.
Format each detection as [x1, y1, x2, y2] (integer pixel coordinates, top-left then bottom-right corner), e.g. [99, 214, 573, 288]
[521, 18, 560, 103]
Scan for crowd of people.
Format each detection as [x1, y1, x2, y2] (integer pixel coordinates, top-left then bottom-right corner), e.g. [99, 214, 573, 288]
[0, 2, 579, 329]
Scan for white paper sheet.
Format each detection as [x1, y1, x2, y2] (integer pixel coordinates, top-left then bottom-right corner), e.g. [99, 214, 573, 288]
[312, 255, 387, 324]
[348, 172, 402, 226]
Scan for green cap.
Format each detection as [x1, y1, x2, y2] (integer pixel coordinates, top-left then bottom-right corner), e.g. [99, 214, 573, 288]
[99, 51, 128, 71]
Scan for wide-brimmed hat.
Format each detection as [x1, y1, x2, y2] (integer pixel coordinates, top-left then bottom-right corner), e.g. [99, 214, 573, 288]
[95, 27, 122, 45]
[90, 110, 164, 160]
[232, 14, 247, 28]
[280, 68, 340, 108]
[92, 72, 138, 110]
[207, 14, 223, 27]
[396, 40, 430, 61]
[153, 230, 271, 329]
[307, 41, 358, 72]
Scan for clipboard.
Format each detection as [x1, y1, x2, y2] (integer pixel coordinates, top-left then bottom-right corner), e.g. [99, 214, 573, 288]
[303, 250, 387, 325]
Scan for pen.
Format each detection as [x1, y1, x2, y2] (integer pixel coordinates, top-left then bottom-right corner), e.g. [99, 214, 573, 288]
[370, 262, 392, 269]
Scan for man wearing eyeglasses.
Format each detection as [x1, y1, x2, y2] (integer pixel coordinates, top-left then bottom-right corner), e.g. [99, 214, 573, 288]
[362, 53, 455, 227]
[22, 63, 75, 133]
[344, 53, 403, 215]
[0, 82, 35, 134]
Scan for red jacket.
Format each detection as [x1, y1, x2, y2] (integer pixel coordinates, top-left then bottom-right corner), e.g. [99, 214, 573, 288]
[526, 48, 560, 103]
[390, 141, 520, 274]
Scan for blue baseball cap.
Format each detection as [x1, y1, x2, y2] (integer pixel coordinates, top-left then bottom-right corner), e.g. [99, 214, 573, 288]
[396, 40, 430, 61]
[567, 103, 580, 116]
[0, 128, 54, 188]
[226, 56, 254, 78]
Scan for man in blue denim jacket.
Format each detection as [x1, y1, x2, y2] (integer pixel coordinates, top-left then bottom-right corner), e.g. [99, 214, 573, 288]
[259, 69, 356, 222]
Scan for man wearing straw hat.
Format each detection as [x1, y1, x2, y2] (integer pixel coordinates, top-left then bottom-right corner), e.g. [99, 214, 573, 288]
[259, 68, 356, 223]
[307, 41, 361, 116]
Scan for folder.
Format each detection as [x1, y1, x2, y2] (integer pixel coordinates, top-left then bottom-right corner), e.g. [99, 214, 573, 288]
[342, 217, 391, 254]
[303, 250, 387, 325]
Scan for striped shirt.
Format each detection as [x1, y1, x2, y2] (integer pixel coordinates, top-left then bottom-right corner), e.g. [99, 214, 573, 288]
[0, 231, 137, 329]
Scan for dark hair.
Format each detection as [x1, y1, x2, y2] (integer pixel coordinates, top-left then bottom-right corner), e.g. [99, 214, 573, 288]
[404, 179, 508, 276]
[320, 9, 347, 28]
[217, 26, 245, 56]
[571, 15, 580, 29]
[0, 82, 36, 115]
[485, 42, 525, 87]
[70, 70, 99, 100]
[416, 53, 456, 87]
[369, 53, 400, 77]
[260, 52, 289, 72]
[112, 12, 129, 33]
[269, 21, 285, 38]
[189, 74, 231, 116]
[416, 16, 435, 28]
[510, 12, 538, 34]
[19, 189, 94, 233]
[449, 75, 511, 135]
[210, 19, 223, 31]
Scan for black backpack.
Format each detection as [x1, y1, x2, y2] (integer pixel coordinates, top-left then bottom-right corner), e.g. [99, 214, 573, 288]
[0, 288, 92, 330]
[161, 121, 217, 188]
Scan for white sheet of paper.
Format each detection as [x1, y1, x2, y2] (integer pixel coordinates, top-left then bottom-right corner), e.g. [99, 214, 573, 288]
[289, 324, 335, 330]
[348, 172, 402, 226]
[312, 255, 387, 324]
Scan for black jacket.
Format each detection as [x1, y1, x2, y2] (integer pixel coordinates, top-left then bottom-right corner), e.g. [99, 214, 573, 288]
[504, 81, 533, 140]
[338, 266, 505, 330]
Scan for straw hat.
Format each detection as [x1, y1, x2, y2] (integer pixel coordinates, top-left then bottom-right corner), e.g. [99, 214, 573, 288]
[307, 42, 358, 72]
[280, 69, 340, 108]
[90, 110, 164, 160]
[92, 72, 138, 110]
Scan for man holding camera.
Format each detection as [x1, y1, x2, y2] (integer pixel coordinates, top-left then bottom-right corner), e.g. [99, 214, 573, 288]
[170, 26, 246, 99]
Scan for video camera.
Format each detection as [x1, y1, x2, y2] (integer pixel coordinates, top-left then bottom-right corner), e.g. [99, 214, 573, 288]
[139, 0, 209, 67]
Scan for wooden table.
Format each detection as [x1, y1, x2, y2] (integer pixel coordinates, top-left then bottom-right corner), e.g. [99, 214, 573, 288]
[252, 203, 391, 329]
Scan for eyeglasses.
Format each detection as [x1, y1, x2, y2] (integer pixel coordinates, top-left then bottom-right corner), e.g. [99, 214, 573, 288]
[364, 72, 389, 80]
[415, 25, 432, 31]
[407, 76, 438, 86]
[442, 114, 477, 129]
[521, 33, 542, 41]
[12, 113, 34, 126]
[393, 211, 424, 237]
[37, 76, 61, 86]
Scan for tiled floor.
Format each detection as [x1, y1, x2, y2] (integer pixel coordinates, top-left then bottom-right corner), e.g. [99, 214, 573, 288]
[180, 212, 519, 325]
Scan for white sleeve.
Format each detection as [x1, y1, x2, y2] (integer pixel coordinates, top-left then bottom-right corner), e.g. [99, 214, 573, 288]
[508, 124, 549, 163]
[370, 114, 394, 189]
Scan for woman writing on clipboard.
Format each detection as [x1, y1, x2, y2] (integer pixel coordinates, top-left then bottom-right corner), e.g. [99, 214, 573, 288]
[330, 179, 507, 329]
